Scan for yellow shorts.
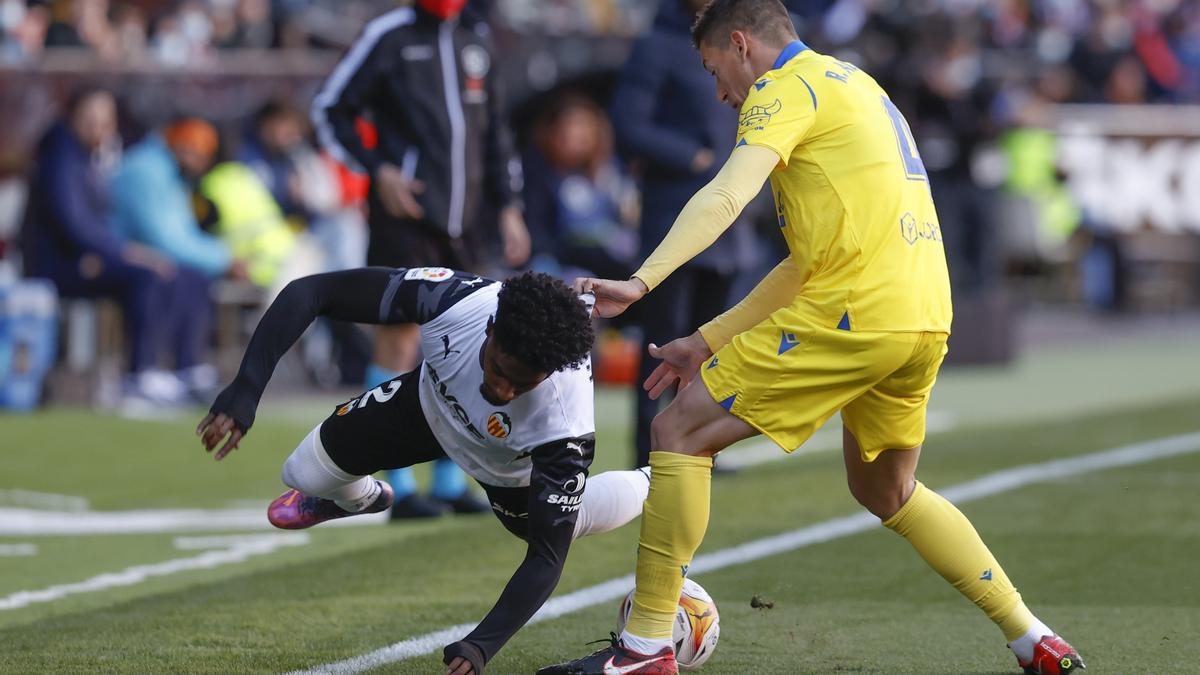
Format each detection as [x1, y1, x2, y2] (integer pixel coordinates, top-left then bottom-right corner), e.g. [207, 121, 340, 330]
[700, 307, 948, 462]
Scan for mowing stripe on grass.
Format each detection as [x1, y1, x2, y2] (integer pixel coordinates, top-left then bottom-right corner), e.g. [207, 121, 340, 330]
[0, 544, 37, 557]
[294, 429, 1200, 674]
[0, 534, 309, 611]
[0, 489, 89, 512]
[0, 431, 848, 537]
[0, 413, 954, 538]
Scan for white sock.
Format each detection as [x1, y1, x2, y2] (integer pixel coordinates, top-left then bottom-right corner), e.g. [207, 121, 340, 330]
[619, 629, 672, 655]
[332, 479, 381, 513]
[282, 424, 379, 512]
[1008, 617, 1054, 662]
[572, 467, 652, 540]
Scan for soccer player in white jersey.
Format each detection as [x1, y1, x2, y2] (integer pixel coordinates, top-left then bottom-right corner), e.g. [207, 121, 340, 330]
[196, 267, 650, 675]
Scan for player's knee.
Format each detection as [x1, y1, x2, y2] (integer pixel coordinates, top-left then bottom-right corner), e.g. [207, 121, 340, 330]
[280, 442, 324, 495]
[280, 452, 307, 492]
[847, 478, 907, 519]
[649, 408, 689, 455]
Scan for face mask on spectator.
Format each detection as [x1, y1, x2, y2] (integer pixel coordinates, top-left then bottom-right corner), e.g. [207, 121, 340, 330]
[417, 0, 466, 21]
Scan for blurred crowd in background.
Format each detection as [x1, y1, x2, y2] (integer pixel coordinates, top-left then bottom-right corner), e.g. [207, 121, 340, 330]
[1, 0, 1198, 94]
[0, 0, 1198, 426]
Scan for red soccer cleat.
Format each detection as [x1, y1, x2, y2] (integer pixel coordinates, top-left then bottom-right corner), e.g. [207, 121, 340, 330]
[1018, 635, 1086, 674]
[267, 480, 393, 530]
[537, 633, 677, 675]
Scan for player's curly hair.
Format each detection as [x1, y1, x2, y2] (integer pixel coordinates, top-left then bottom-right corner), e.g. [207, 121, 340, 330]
[493, 272, 594, 374]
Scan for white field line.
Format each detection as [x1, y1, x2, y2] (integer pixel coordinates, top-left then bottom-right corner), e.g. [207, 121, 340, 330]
[0, 533, 309, 612]
[293, 430, 1200, 675]
[0, 505, 388, 537]
[172, 534, 309, 550]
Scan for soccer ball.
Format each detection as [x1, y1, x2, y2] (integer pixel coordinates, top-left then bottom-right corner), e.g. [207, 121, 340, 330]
[617, 578, 720, 670]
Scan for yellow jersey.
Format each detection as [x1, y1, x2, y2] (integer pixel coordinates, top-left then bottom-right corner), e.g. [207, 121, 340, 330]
[737, 41, 952, 333]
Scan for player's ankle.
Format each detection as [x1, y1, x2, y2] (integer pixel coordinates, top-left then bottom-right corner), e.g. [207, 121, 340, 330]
[333, 479, 382, 513]
[1007, 617, 1054, 662]
[619, 630, 671, 655]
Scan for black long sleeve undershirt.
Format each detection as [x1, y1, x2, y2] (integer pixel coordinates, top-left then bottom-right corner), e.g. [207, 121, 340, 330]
[209, 266, 489, 431]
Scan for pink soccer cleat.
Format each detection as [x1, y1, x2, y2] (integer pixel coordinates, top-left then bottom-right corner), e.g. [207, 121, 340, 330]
[267, 480, 393, 530]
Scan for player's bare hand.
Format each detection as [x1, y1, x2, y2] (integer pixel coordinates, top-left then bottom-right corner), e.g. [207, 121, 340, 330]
[572, 277, 647, 318]
[196, 412, 245, 461]
[643, 330, 713, 400]
[122, 242, 176, 280]
[375, 163, 425, 219]
[445, 656, 474, 675]
[499, 205, 531, 268]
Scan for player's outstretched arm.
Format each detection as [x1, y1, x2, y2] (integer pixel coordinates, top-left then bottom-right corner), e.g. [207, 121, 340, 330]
[201, 267, 493, 459]
[632, 143, 778, 292]
[444, 436, 595, 674]
[198, 267, 397, 459]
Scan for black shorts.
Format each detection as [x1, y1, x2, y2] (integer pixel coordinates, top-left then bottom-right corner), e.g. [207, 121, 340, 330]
[318, 369, 532, 540]
[365, 193, 477, 270]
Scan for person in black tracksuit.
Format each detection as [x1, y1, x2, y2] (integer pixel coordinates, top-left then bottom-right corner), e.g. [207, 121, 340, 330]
[311, 0, 530, 518]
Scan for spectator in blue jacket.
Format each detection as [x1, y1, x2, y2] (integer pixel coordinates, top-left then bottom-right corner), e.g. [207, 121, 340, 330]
[111, 118, 243, 397]
[523, 94, 639, 282]
[609, 0, 761, 468]
[21, 87, 187, 407]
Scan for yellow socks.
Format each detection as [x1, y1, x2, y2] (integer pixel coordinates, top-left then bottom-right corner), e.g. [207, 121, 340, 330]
[625, 451, 713, 640]
[883, 481, 1036, 642]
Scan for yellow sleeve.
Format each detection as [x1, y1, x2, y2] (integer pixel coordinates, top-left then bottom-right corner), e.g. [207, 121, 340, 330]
[698, 257, 802, 351]
[633, 144, 777, 291]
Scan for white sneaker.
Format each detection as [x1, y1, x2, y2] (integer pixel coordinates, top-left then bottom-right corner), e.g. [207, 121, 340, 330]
[176, 364, 218, 399]
[125, 370, 188, 405]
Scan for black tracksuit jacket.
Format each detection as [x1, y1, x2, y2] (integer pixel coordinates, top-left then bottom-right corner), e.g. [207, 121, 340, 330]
[311, 6, 519, 238]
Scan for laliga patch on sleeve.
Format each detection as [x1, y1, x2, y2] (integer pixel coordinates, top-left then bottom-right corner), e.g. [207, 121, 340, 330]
[404, 267, 455, 282]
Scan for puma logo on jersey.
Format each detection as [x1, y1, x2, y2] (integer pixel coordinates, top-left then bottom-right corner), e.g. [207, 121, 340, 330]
[442, 335, 461, 359]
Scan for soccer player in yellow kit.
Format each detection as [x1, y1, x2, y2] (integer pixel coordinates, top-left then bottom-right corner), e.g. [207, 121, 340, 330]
[538, 2, 1085, 674]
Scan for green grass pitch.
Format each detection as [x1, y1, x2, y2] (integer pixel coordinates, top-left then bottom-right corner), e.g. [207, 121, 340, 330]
[1, 335, 1198, 673]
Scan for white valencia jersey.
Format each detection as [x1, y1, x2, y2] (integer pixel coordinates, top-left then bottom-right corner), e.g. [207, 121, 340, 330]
[414, 279, 595, 487]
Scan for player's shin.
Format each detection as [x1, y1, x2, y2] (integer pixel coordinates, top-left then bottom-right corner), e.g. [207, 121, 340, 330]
[625, 452, 711, 647]
[572, 467, 651, 540]
[883, 481, 1041, 643]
